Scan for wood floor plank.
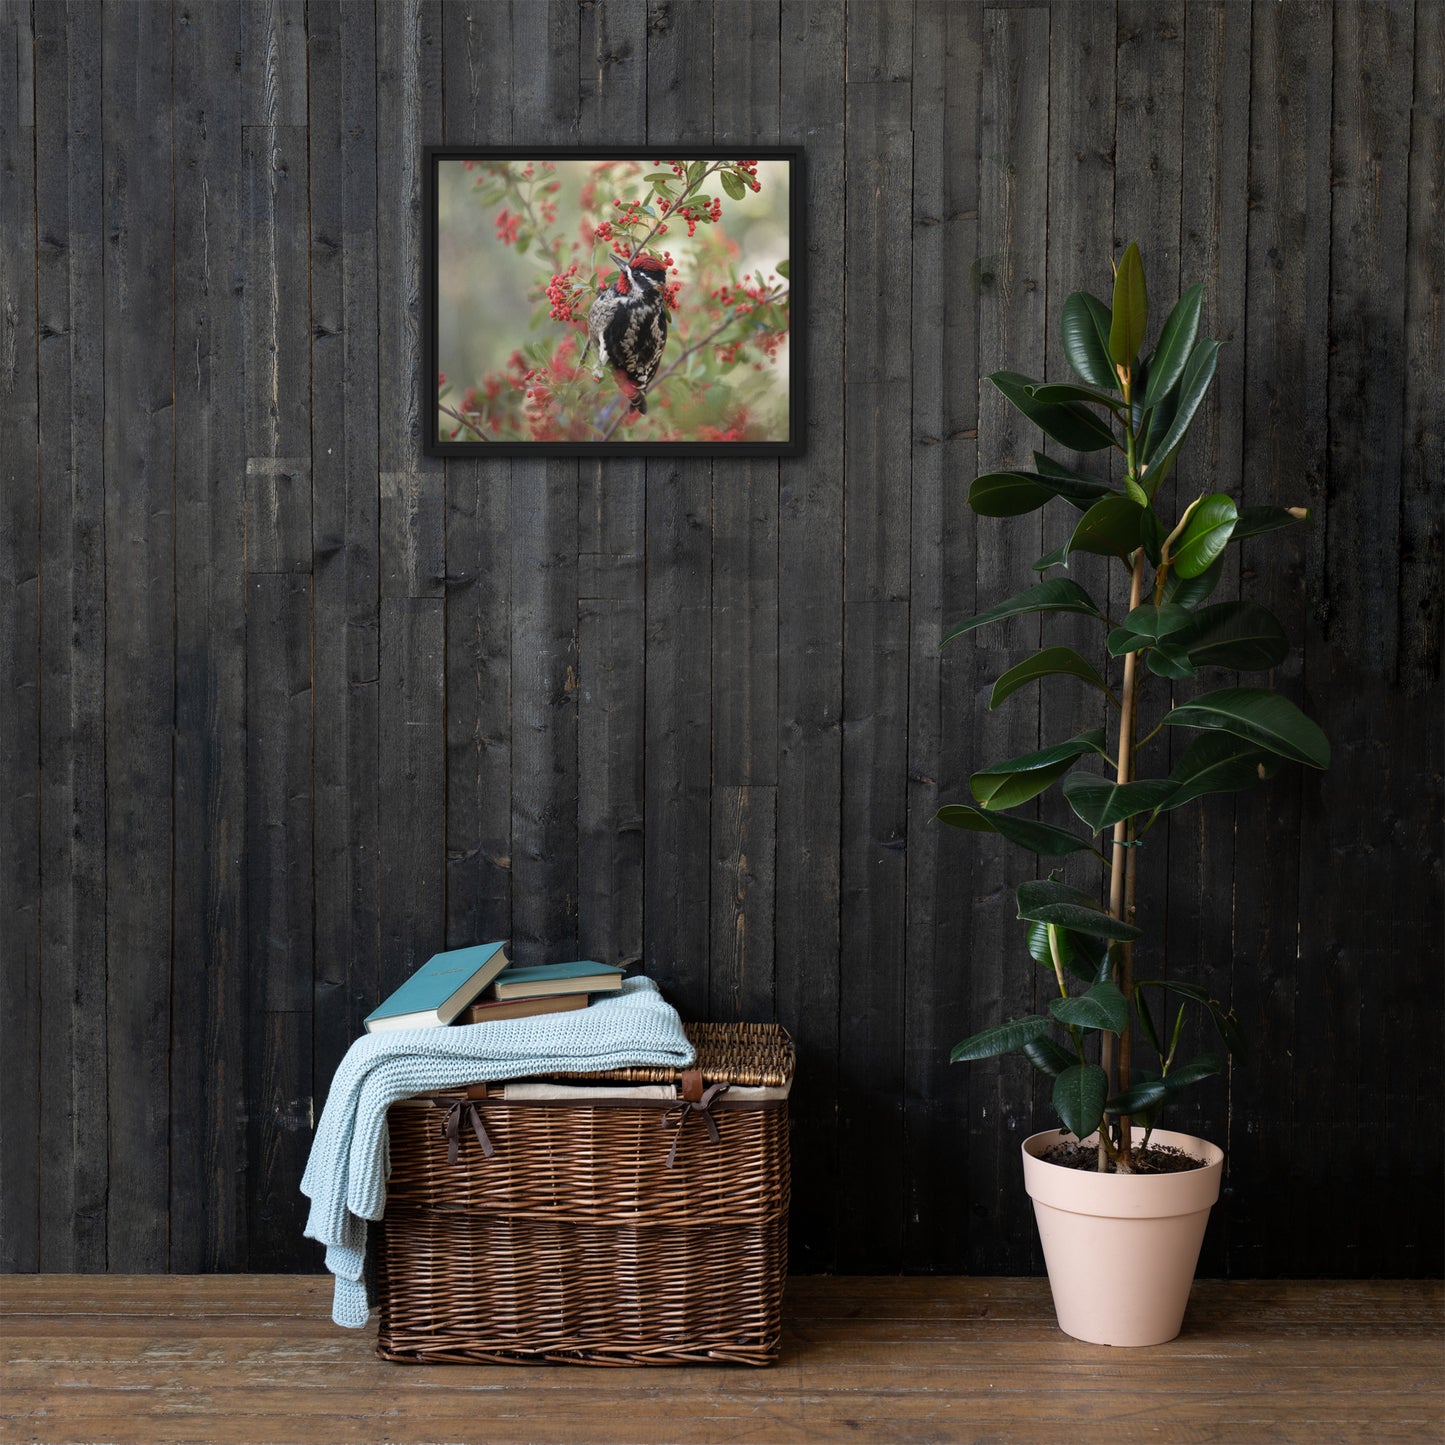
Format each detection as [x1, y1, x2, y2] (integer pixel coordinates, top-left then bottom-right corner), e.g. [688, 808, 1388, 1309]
[1, 1277, 1441, 1445]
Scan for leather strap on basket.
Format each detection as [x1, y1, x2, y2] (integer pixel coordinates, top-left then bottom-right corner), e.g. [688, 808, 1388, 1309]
[443, 1098, 496, 1165]
[662, 1081, 729, 1169]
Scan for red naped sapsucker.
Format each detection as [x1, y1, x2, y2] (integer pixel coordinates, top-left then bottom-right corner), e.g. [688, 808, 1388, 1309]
[587, 251, 670, 414]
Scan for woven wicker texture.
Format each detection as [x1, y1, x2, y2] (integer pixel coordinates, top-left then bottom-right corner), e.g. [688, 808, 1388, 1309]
[375, 1022, 792, 1367]
[553, 1018, 795, 1087]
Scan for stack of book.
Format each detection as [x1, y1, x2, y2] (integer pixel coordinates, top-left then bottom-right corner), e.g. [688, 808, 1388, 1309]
[363, 941, 625, 1033]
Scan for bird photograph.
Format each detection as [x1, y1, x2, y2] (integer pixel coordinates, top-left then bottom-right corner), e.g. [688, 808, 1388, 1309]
[433, 155, 793, 445]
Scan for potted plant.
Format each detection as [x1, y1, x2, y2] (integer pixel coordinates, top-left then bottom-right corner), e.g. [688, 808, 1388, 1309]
[940, 243, 1329, 1346]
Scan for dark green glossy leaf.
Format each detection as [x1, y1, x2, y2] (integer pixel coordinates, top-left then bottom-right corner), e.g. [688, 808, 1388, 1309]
[1139, 505, 1165, 565]
[1173, 493, 1239, 578]
[1054, 1064, 1108, 1139]
[970, 729, 1107, 810]
[1033, 542, 1069, 571]
[1117, 603, 1194, 643]
[1165, 1054, 1222, 1090]
[1142, 337, 1221, 466]
[1023, 1035, 1077, 1077]
[1164, 686, 1330, 768]
[968, 468, 1116, 517]
[1066, 496, 1147, 562]
[1175, 601, 1289, 671]
[936, 804, 1096, 857]
[1061, 291, 1117, 389]
[1105, 1077, 1169, 1114]
[1051, 980, 1129, 1034]
[990, 646, 1113, 709]
[941, 579, 1106, 647]
[1027, 921, 1103, 983]
[1016, 879, 1143, 940]
[951, 1015, 1052, 1063]
[1158, 733, 1274, 812]
[1062, 772, 1178, 833]
[1145, 641, 1198, 680]
[1142, 284, 1203, 408]
[1161, 556, 1223, 608]
[1026, 381, 1126, 412]
[1032, 451, 1109, 485]
[1109, 242, 1148, 367]
[1232, 505, 1310, 540]
[1140, 980, 1250, 1064]
[989, 371, 1118, 453]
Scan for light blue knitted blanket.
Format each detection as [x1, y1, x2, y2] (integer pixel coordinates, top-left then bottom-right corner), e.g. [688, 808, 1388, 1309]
[301, 976, 694, 1327]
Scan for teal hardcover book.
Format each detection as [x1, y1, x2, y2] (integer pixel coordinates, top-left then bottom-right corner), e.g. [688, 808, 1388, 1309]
[363, 941, 511, 1032]
[491, 960, 625, 1001]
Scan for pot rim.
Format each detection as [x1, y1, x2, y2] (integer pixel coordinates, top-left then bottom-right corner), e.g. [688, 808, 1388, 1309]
[1022, 1125, 1224, 1219]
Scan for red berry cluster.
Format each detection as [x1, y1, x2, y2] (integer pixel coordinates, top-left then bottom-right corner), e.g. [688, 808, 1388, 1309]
[677, 197, 722, 237]
[545, 263, 584, 322]
[733, 159, 762, 192]
[494, 209, 521, 246]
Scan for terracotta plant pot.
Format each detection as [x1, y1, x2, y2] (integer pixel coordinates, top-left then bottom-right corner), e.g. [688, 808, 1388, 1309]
[1021, 1126, 1224, 1347]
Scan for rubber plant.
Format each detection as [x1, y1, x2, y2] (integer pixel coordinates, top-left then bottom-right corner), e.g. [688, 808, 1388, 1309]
[941, 243, 1329, 1172]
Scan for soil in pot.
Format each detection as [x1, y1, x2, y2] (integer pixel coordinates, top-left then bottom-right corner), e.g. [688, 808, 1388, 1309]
[1040, 1139, 1208, 1174]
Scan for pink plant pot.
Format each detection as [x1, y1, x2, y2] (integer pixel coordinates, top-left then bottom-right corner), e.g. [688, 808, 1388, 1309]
[1022, 1126, 1225, 1347]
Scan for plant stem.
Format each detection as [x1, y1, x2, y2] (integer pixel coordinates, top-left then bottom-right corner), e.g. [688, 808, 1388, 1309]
[1102, 543, 1147, 1171]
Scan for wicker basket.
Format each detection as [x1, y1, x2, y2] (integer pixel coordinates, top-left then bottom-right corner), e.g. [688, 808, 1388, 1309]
[374, 1021, 793, 1366]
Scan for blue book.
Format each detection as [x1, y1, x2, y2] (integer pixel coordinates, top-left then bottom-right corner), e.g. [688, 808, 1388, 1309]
[364, 941, 511, 1032]
[491, 960, 625, 1001]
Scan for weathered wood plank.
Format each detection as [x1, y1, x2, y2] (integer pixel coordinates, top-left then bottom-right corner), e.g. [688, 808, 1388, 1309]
[101, 0, 174, 1272]
[964, 2, 1051, 1275]
[442, 0, 514, 955]
[0, 0, 40, 1275]
[837, 1, 914, 1272]
[244, 574, 313, 1268]
[642, 0, 714, 1019]
[309, 0, 382, 1090]
[507, 0, 582, 968]
[576, 0, 646, 972]
[1231, 0, 1332, 1277]
[709, 0, 781, 1023]
[377, 0, 444, 599]
[775, 0, 845, 1275]
[170, 0, 249, 1272]
[34, 0, 108, 1275]
[242, 0, 310, 574]
[903, 0, 983, 1275]
[378, 598, 446, 990]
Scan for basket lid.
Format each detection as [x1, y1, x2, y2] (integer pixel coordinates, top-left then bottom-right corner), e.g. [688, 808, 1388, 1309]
[546, 1020, 794, 1089]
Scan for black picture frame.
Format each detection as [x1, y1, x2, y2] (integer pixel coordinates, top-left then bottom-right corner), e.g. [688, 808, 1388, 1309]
[422, 146, 805, 458]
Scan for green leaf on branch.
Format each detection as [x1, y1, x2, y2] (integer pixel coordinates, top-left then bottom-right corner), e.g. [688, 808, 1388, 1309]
[1109, 242, 1148, 367]
[1164, 1054, 1222, 1090]
[1173, 601, 1289, 671]
[1054, 1064, 1108, 1139]
[1105, 1077, 1170, 1114]
[1051, 980, 1129, 1034]
[1061, 291, 1117, 389]
[1142, 284, 1203, 408]
[1164, 686, 1330, 769]
[951, 1015, 1052, 1063]
[1172, 492, 1238, 577]
[1062, 772, 1178, 833]
[720, 169, 747, 201]
[1161, 555, 1223, 608]
[1112, 602, 1195, 647]
[1026, 381, 1126, 412]
[686, 159, 706, 186]
[1140, 980, 1250, 1063]
[1023, 1036, 1077, 1077]
[936, 804, 1096, 858]
[1065, 496, 1146, 562]
[1016, 879, 1143, 940]
[970, 729, 1107, 810]
[967, 469, 1114, 517]
[1144, 641, 1198, 680]
[1033, 542, 1069, 572]
[1159, 733, 1276, 812]
[1140, 337, 1221, 466]
[1027, 921, 1108, 983]
[776, 258, 790, 278]
[990, 646, 1113, 709]
[1232, 505, 1309, 540]
[989, 371, 1118, 453]
[941, 579, 1106, 647]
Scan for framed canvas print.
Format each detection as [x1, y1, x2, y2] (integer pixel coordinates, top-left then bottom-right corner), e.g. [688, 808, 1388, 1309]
[423, 147, 804, 456]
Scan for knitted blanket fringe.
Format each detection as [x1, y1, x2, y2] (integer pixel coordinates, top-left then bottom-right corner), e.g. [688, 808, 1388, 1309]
[301, 976, 694, 1327]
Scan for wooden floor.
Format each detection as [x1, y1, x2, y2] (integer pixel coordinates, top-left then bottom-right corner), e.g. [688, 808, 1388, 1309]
[1, 1276, 1441, 1445]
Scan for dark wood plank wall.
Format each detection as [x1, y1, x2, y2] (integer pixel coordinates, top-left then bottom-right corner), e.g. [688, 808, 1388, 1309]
[0, 0, 1439, 1278]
